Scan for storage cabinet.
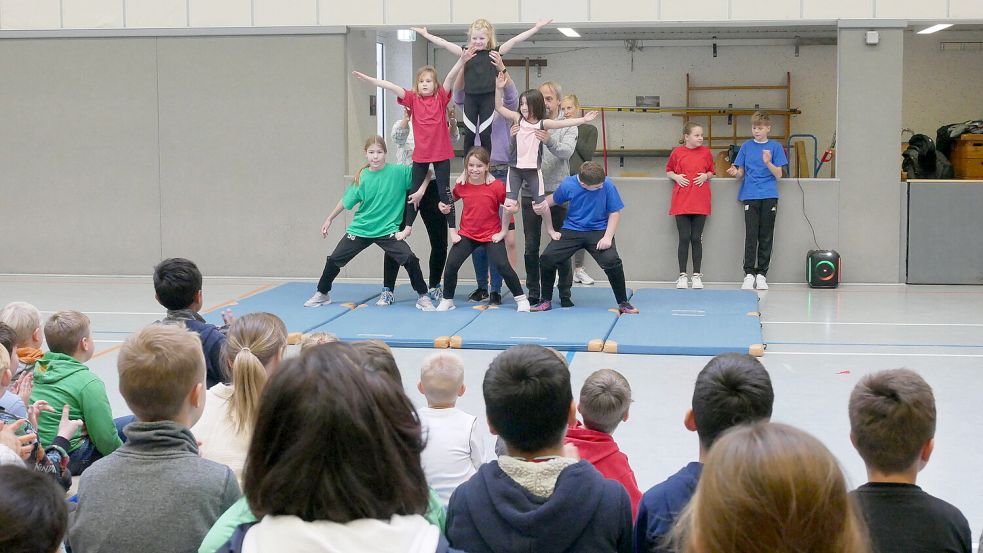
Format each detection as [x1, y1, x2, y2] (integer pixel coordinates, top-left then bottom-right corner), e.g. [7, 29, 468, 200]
[952, 134, 983, 179]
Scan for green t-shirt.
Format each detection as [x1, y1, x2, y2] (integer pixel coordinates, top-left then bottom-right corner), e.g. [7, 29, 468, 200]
[342, 163, 413, 238]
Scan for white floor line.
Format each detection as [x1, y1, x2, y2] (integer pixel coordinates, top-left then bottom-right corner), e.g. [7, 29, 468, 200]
[763, 321, 983, 327]
[767, 351, 983, 358]
[94, 339, 125, 344]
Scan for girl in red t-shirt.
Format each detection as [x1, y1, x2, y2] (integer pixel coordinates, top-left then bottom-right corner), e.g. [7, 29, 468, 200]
[666, 122, 715, 289]
[352, 49, 472, 244]
[435, 147, 530, 312]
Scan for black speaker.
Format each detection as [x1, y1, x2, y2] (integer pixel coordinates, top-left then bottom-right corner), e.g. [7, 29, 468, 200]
[807, 250, 840, 288]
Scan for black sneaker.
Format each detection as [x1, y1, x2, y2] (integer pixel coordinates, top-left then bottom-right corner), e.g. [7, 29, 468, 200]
[468, 288, 489, 302]
[560, 297, 575, 308]
[488, 292, 502, 305]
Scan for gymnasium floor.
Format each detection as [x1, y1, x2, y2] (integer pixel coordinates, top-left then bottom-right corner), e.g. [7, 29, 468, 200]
[3, 274, 981, 541]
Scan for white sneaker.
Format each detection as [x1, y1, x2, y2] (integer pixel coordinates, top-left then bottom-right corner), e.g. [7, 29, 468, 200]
[755, 274, 769, 290]
[303, 291, 331, 307]
[515, 294, 530, 312]
[691, 273, 704, 289]
[741, 274, 755, 290]
[436, 299, 456, 311]
[416, 295, 436, 311]
[675, 273, 689, 289]
[375, 289, 395, 306]
[573, 267, 595, 285]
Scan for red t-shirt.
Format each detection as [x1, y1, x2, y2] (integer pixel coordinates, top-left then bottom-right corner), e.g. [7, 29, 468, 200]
[398, 86, 454, 163]
[454, 180, 506, 242]
[666, 145, 715, 215]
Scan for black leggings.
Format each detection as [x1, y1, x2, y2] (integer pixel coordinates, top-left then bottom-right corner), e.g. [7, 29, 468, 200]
[462, 92, 495, 158]
[317, 234, 427, 295]
[675, 214, 707, 273]
[443, 237, 523, 300]
[407, 160, 453, 228]
[540, 230, 629, 305]
[383, 181, 447, 290]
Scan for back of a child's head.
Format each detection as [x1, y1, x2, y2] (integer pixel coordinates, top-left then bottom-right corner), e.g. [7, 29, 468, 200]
[224, 313, 287, 432]
[0, 322, 16, 359]
[118, 324, 205, 422]
[299, 331, 338, 352]
[153, 257, 203, 311]
[751, 111, 771, 127]
[484, 344, 572, 453]
[849, 368, 936, 474]
[579, 161, 606, 186]
[0, 301, 42, 347]
[579, 369, 631, 434]
[0, 465, 68, 553]
[244, 342, 428, 523]
[677, 422, 867, 553]
[352, 340, 402, 387]
[692, 352, 774, 450]
[420, 352, 465, 405]
[44, 310, 90, 356]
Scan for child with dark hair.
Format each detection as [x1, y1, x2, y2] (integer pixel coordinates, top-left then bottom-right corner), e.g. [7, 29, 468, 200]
[0, 323, 28, 418]
[849, 369, 971, 553]
[154, 257, 232, 388]
[213, 342, 463, 553]
[634, 352, 774, 553]
[0, 465, 68, 553]
[352, 340, 403, 387]
[446, 344, 632, 553]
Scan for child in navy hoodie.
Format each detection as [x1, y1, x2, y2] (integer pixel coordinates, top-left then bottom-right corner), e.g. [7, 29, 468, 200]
[446, 344, 632, 553]
[564, 369, 642, 518]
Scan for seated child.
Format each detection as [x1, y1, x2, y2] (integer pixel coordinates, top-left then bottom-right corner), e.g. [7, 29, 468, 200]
[417, 352, 486, 504]
[635, 352, 774, 553]
[29, 310, 124, 475]
[0, 323, 28, 418]
[68, 324, 241, 553]
[352, 340, 404, 387]
[564, 369, 642, 518]
[299, 331, 338, 351]
[154, 257, 232, 388]
[0, 464, 69, 553]
[0, 301, 45, 386]
[848, 369, 971, 553]
[446, 344, 632, 553]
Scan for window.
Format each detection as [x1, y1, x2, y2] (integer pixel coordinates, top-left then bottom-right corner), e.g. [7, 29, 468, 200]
[376, 41, 385, 138]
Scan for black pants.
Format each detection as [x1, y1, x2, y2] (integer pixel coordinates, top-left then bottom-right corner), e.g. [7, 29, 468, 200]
[317, 234, 427, 295]
[675, 214, 707, 273]
[462, 91, 495, 158]
[743, 198, 778, 275]
[443, 237, 523, 300]
[540, 230, 629, 304]
[383, 181, 447, 290]
[407, 160, 454, 228]
[521, 196, 571, 303]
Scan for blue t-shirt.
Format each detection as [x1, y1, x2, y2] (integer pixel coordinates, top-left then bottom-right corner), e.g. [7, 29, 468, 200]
[634, 462, 703, 553]
[733, 139, 788, 201]
[552, 176, 625, 232]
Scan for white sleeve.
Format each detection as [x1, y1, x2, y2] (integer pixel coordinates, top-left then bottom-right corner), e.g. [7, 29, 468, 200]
[468, 416, 486, 470]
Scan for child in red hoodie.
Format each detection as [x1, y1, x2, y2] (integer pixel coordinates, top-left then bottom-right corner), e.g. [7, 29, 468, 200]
[565, 369, 642, 518]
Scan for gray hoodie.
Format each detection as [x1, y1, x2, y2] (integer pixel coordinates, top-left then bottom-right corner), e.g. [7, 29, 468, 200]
[69, 420, 241, 553]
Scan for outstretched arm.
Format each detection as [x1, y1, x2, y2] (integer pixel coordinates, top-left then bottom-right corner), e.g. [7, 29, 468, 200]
[411, 26, 464, 56]
[543, 111, 599, 130]
[352, 70, 406, 99]
[495, 72, 520, 122]
[499, 18, 552, 54]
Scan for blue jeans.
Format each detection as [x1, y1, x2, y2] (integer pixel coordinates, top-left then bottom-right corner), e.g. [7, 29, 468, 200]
[67, 415, 137, 475]
[472, 166, 510, 293]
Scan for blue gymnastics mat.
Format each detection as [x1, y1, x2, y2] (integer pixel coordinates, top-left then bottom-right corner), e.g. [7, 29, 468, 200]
[603, 288, 764, 356]
[202, 282, 380, 333]
[450, 286, 631, 351]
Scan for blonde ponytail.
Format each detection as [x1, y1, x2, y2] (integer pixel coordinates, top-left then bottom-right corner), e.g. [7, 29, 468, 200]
[224, 313, 287, 433]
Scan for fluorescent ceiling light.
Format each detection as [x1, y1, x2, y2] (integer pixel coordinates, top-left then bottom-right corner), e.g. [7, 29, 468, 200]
[397, 29, 417, 42]
[557, 27, 580, 38]
[917, 24, 953, 34]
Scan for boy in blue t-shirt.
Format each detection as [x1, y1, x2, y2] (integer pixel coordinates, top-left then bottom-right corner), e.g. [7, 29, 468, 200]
[726, 112, 788, 290]
[530, 162, 638, 314]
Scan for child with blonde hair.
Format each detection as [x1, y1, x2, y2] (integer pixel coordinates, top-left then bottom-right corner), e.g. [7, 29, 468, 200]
[0, 301, 44, 385]
[299, 331, 337, 351]
[417, 351, 486, 504]
[667, 122, 715, 289]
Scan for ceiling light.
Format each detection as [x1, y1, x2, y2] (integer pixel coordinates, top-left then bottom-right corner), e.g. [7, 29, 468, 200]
[397, 29, 417, 42]
[917, 24, 953, 34]
[557, 28, 580, 38]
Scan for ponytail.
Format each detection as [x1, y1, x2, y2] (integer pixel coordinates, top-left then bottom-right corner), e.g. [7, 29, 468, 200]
[224, 313, 288, 434]
[354, 164, 370, 185]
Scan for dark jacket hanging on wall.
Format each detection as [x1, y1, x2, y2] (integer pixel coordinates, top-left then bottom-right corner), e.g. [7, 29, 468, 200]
[903, 134, 955, 179]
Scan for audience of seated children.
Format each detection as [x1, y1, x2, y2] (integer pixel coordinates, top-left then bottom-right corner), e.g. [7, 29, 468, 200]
[848, 368, 971, 553]
[0, 301, 45, 388]
[446, 344, 632, 553]
[635, 352, 774, 553]
[0, 323, 28, 417]
[0, 464, 69, 553]
[154, 257, 231, 388]
[192, 313, 286, 486]
[417, 352, 486, 505]
[564, 368, 642, 518]
[213, 342, 464, 553]
[29, 310, 124, 476]
[672, 422, 869, 553]
[68, 324, 241, 553]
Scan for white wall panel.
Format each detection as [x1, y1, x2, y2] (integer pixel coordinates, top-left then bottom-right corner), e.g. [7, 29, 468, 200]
[125, 0, 187, 28]
[520, 0, 588, 23]
[590, 0, 658, 22]
[189, 0, 250, 27]
[876, 0, 945, 19]
[387, 0, 449, 25]
[661, 0, 727, 21]
[802, 0, 872, 19]
[452, 0, 518, 24]
[0, 0, 60, 29]
[950, 0, 983, 18]
[63, 0, 124, 28]
[731, 0, 800, 20]
[254, 0, 315, 26]
[319, 0, 382, 25]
